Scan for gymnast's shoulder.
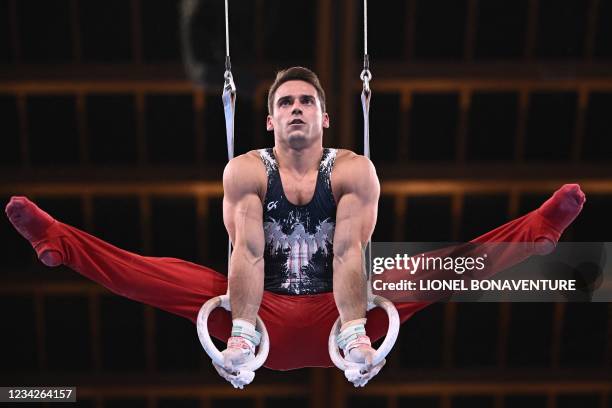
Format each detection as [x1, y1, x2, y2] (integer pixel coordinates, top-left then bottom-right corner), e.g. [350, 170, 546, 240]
[222, 151, 267, 198]
[331, 149, 379, 193]
[332, 149, 378, 176]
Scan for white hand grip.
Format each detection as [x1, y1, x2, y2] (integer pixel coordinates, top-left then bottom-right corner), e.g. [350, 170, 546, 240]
[196, 294, 270, 372]
[328, 295, 399, 370]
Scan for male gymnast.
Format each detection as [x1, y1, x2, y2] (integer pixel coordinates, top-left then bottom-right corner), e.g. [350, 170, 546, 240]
[5, 67, 586, 385]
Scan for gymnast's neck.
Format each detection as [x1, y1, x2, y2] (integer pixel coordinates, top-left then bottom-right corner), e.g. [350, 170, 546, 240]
[272, 142, 324, 176]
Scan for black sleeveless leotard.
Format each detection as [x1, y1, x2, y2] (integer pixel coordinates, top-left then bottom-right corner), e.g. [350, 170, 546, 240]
[258, 148, 338, 295]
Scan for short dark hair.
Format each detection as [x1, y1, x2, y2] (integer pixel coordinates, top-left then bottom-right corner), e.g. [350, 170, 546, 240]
[267, 66, 326, 114]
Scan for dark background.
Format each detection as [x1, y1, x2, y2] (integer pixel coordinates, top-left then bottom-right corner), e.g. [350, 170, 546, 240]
[0, 0, 611, 407]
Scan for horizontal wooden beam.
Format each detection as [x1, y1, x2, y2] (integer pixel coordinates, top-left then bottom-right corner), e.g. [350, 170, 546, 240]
[362, 78, 612, 93]
[374, 62, 612, 80]
[1, 62, 611, 81]
[1, 164, 612, 183]
[53, 379, 612, 398]
[354, 379, 612, 396]
[2, 63, 612, 94]
[0, 63, 275, 81]
[1, 373, 610, 397]
[0, 79, 196, 93]
[0, 181, 224, 197]
[1, 176, 612, 197]
[3, 77, 612, 94]
[2, 180, 612, 197]
[75, 384, 309, 398]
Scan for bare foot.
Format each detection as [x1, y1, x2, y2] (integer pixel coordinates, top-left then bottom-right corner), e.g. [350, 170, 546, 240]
[5, 196, 63, 266]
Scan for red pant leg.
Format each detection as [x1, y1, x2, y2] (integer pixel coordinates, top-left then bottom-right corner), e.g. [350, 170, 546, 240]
[34, 221, 232, 337]
[365, 209, 561, 344]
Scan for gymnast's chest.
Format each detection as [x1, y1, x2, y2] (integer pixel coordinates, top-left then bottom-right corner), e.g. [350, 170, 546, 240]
[277, 170, 319, 206]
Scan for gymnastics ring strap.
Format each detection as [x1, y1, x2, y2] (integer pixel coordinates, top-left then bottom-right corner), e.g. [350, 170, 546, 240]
[196, 294, 270, 372]
[222, 65, 236, 161]
[327, 0, 400, 386]
[196, 0, 269, 388]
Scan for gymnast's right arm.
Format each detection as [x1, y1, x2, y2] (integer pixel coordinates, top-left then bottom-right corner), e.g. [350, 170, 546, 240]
[222, 154, 266, 325]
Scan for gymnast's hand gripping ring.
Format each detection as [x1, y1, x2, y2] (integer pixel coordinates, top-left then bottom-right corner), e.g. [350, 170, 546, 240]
[328, 295, 399, 387]
[197, 294, 270, 388]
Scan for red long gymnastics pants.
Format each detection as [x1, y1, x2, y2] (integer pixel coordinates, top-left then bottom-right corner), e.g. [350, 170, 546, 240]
[28, 209, 560, 371]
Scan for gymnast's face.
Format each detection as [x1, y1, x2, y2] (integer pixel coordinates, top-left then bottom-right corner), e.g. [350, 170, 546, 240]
[266, 80, 329, 150]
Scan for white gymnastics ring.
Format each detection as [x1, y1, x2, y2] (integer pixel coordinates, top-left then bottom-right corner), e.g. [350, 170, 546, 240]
[196, 294, 270, 372]
[328, 295, 400, 370]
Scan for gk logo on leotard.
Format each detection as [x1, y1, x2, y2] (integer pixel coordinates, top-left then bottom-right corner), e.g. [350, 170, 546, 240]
[267, 201, 278, 211]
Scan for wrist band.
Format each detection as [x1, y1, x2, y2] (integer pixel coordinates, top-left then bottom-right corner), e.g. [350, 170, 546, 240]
[231, 321, 262, 346]
[336, 323, 367, 350]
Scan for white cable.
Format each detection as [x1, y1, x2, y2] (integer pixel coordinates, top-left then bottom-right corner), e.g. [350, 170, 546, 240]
[363, 0, 367, 56]
[224, 0, 230, 58]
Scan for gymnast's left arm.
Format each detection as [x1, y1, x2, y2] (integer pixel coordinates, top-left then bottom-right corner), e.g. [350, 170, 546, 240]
[332, 155, 380, 324]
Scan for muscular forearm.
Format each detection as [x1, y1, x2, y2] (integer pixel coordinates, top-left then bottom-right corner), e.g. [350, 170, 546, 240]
[333, 245, 367, 324]
[228, 247, 264, 324]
